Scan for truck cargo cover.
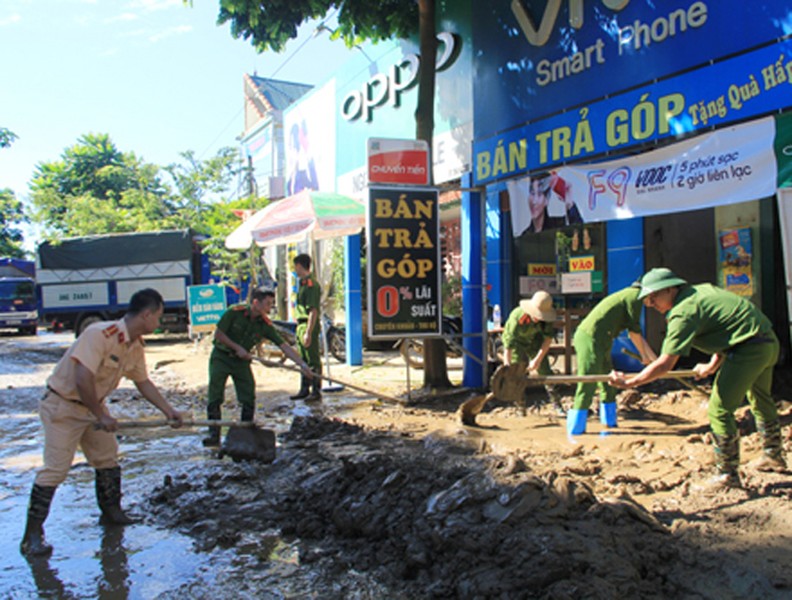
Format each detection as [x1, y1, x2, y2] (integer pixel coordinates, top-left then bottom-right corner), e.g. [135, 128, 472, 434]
[38, 230, 194, 269]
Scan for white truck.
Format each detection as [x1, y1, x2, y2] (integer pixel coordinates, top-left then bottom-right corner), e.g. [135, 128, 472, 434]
[36, 230, 208, 336]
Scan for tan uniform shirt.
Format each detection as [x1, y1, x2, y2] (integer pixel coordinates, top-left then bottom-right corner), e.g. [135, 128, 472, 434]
[47, 319, 148, 402]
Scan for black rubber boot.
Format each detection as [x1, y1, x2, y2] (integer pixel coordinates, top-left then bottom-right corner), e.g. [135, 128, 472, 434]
[95, 467, 141, 525]
[290, 375, 310, 400]
[202, 404, 221, 447]
[20, 484, 56, 556]
[304, 375, 322, 403]
[240, 403, 255, 422]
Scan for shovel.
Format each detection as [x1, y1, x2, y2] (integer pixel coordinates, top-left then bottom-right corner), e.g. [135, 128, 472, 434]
[102, 419, 276, 463]
[459, 363, 700, 425]
[252, 356, 405, 404]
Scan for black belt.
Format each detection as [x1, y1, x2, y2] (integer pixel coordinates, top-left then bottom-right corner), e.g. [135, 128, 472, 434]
[731, 334, 774, 351]
[46, 385, 82, 405]
[297, 319, 308, 324]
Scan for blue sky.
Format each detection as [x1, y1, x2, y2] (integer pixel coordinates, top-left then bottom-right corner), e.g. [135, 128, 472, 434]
[0, 0, 356, 213]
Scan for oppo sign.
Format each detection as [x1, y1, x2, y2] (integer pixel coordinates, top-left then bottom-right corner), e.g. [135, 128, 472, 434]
[341, 32, 458, 123]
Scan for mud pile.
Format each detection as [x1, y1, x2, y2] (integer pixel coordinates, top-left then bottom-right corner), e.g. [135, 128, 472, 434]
[145, 416, 781, 599]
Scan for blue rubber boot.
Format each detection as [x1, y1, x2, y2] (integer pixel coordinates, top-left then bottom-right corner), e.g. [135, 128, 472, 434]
[600, 402, 618, 428]
[567, 409, 588, 436]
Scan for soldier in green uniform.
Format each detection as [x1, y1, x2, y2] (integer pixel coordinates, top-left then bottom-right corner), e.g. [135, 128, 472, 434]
[501, 290, 564, 414]
[567, 284, 656, 434]
[610, 268, 785, 489]
[203, 289, 312, 447]
[290, 253, 323, 402]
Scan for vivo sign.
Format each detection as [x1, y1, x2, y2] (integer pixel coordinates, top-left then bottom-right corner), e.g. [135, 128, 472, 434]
[341, 32, 458, 122]
[511, 0, 630, 46]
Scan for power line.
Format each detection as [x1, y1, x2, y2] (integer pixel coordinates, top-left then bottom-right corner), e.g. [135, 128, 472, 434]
[198, 10, 340, 160]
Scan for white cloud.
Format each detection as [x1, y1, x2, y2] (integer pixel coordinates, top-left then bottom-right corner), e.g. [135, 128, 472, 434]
[105, 12, 139, 24]
[126, 0, 181, 12]
[0, 13, 22, 26]
[149, 24, 192, 42]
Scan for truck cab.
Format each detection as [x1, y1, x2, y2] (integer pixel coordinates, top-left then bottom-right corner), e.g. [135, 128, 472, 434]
[0, 277, 38, 335]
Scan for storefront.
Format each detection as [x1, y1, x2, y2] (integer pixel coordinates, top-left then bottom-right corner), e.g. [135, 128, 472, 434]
[273, 3, 475, 364]
[470, 0, 792, 364]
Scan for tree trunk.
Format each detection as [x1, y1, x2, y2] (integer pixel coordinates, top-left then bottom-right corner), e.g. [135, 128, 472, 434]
[416, 0, 451, 390]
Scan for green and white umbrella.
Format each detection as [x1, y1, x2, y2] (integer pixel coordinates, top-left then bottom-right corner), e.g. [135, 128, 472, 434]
[250, 190, 365, 247]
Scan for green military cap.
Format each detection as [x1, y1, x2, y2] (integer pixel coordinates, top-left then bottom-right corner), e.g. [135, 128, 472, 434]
[637, 268, 687, 300]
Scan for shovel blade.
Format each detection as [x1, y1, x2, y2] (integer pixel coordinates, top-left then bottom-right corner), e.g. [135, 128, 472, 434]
[219, 426, 276, 463]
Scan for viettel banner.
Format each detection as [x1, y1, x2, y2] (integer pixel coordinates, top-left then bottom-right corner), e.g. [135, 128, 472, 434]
[508, 117, 777, 232]
[776, 112, 792, 189]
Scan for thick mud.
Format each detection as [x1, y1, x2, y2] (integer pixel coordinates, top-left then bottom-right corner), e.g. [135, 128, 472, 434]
[146, 414, 791, 599]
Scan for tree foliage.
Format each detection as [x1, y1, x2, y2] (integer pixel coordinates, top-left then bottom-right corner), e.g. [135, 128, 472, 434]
[29, 133, 172, 236]
[163, 148, 239, 236]
[217, 0, 417, 52]
[0, 127, 26, 257]
[0, 127, 17, 149]
[200, 196, 271, 291]
[0, 188, 27, 258]
[28, 133, 241, 240]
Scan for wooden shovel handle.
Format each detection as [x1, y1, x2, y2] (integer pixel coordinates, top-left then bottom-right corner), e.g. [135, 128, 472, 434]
[525, 369, 698, 385]
[252, 356, 404, 404]
[98, 419, 258, 430]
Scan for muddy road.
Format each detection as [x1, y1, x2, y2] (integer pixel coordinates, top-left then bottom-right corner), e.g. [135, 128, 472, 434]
[1, 333, 791, 598]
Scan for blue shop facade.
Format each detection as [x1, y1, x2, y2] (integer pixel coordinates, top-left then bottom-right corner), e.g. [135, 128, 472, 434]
[254, 0, 792, 386]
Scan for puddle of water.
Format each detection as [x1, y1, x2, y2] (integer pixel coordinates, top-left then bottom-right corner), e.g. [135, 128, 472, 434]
[0, 338, 395, 599]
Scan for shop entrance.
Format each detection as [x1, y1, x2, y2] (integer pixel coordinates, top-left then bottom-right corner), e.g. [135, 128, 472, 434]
[643, 208, 717, 354]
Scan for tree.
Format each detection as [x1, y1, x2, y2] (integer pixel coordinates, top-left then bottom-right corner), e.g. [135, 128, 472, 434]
[216, 0, 452, 389]
[0, 188, 27, 258]
[0, 127, 27, 257]
[0, 127, 17, 149]
[29, 133, 173, 237]
[163, 147, 240, 236]
[200, 196, 271, 293]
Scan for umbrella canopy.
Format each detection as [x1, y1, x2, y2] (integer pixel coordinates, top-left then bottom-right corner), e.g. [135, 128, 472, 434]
[225, 207, 270, 250]
[250, 190, 365, 247]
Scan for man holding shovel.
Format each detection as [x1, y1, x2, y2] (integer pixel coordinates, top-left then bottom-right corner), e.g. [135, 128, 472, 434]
[203, 288, 313, 447]
[610, 268, 785, 490]
[21, 289, 184, 557]
[567, 283, 656, 435]
[290, 254, 322, 403]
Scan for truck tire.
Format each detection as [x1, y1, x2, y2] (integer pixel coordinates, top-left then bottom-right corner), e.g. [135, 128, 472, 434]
[76, 315, 103, 337]
[20, 325, 38, 336]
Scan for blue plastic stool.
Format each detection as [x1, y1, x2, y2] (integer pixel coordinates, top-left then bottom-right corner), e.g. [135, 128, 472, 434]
[600, 402, 618, 428]
[567, 409, 588, 435]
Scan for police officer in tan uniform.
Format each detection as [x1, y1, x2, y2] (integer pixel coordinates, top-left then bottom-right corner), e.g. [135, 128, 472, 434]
[20, 289, 184, 557]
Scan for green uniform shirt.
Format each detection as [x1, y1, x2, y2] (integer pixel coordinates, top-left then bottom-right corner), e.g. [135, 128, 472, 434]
[214, 304, 284, 353]
[295, 274, 321, 321]
[578, 287, 643, 344]
[662, 284, 773, 356]
[502, 306, 555, 357]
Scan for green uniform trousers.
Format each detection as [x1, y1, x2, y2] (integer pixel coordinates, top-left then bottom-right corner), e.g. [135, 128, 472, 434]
[207, 348, 255, 411]
[511, 344, 557, 402]
[296, 322, 321, 372]
[572, 328, 617, 410]
[708, 336, 779, 437]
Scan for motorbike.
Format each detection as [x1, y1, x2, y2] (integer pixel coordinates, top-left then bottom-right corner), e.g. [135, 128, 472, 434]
[272, 314, 346, 363]
[397, 315, 464, 369]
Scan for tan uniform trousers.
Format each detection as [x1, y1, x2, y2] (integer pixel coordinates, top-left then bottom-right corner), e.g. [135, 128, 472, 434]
[34, 391, 118, 487]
